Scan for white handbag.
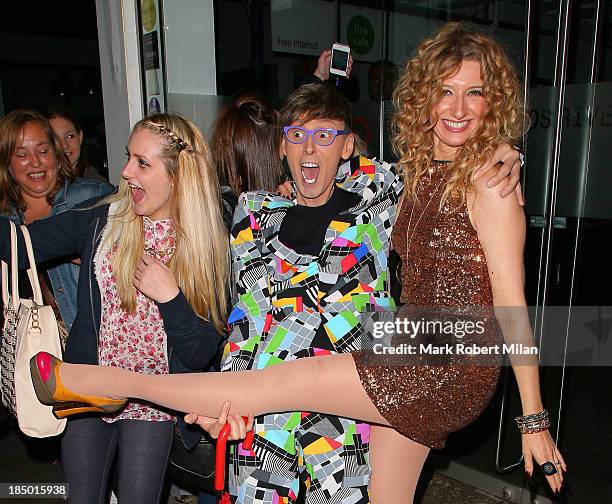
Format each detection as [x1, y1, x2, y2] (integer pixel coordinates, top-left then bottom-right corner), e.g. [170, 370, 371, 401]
[1, 222, 66, 437]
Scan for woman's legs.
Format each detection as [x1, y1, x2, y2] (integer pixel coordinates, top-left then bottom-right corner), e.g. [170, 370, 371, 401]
[369, 425, 430, 503]
[60, 354, 390, 425]
[56, 355, 435, 503]
[61, 417, 118, 504]
[115, 419, 174, 504]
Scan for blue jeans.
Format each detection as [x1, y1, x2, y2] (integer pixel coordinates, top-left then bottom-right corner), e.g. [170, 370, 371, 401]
[61, 416, 173, 504]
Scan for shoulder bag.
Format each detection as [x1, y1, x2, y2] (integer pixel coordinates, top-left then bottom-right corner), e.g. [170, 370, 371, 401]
[1, 222, 66, 437]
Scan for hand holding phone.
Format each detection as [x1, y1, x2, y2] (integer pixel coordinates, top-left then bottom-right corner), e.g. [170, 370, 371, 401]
[330, 43, 351, 78]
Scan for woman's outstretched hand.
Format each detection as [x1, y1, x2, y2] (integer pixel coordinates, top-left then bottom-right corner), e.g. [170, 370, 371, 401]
[522, 430, 567, 494]
[184, 401, 254, 441]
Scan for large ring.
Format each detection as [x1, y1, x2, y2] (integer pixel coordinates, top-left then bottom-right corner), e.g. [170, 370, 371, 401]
[541, 461, 558, 476]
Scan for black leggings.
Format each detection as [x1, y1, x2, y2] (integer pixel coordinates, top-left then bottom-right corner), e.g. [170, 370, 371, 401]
[61, 416, 173, 504]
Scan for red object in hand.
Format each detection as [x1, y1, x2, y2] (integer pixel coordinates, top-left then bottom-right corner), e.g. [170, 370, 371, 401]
[214, 417, 255, 491]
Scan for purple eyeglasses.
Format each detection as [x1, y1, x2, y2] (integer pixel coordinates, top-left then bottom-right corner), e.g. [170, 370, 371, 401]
[283, 126, 350, 146]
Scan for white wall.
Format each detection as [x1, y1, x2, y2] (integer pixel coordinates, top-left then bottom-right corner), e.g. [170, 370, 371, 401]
[163, 0, 219, 132]
[163, 0, 216, 95]
[166, 93, 226, 137]
[95, 0, 143, 184]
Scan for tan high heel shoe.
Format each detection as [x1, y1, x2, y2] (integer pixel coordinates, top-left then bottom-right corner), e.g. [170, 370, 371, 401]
[30, 352, 127, 419]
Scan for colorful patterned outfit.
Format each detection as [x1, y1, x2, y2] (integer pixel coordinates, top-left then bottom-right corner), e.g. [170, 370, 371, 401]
[98, 216, 176, 422]
[222, 156, 402, 503]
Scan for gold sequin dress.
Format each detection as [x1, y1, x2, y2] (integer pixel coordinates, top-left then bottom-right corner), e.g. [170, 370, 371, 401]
[353, 161, 501, 449]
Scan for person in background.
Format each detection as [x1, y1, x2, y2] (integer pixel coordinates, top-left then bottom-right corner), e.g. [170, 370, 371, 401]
[309, 49, 354, 84]
[212, 93, 282, 197]
[303, 48, 359, 102]
[367, 59, 399, 102]
[0, 109, 112, 336]
[47, 104, 107, 182]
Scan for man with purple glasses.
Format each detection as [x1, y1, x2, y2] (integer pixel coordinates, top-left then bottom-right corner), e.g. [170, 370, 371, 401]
[221, 83, 397, 503]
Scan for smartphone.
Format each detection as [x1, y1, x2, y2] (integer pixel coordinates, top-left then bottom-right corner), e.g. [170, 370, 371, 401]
[330, 43, 351, 77]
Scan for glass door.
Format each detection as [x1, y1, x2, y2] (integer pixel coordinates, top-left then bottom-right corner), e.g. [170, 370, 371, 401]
[518, 1, 612, 502]
[383, 1, 612, 503]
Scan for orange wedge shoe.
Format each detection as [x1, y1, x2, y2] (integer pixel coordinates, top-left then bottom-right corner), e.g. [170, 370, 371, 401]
[30, 352, 127, 419]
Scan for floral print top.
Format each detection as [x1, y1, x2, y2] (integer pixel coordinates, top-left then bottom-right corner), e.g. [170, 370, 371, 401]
[99, 217, 176, 423]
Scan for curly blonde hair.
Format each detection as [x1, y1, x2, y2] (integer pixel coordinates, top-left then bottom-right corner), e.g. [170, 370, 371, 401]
[391, 23, 528, 206]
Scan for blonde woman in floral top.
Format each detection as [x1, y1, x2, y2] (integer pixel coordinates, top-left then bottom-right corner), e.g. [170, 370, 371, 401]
[1, 113, 229, 503]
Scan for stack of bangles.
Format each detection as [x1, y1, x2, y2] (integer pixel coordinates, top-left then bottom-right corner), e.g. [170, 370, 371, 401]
[515, 409, 561, 477]
[515, 409, 551, 434]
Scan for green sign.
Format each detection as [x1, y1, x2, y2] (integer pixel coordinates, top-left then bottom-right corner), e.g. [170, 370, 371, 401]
[347, 15, 375, 55]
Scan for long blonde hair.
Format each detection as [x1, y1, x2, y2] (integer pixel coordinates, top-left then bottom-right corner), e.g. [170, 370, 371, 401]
[101, 113, 229, 333]
[392, 23, 528, 206]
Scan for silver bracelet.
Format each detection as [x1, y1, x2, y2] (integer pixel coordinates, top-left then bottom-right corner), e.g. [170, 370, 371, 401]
[515, 409, 550, 434]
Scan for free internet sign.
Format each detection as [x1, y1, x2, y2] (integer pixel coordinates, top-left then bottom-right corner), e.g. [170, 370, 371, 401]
[271, 0, 382, 62]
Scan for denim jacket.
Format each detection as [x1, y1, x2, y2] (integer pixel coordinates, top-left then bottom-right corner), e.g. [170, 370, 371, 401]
[5, 178, 113, 331]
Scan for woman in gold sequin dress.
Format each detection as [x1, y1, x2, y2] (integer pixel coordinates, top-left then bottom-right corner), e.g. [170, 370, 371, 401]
[31, 24, 566, 503]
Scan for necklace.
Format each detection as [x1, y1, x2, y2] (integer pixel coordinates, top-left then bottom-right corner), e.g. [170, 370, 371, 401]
[403, 162, 449, 260]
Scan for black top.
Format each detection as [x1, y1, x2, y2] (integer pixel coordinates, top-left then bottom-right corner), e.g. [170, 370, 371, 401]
[279, 187, 360, 255]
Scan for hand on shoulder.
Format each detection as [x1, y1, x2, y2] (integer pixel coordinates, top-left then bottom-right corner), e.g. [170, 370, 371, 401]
[473, 143, 524, 205]
[471, 169, 524, 222]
